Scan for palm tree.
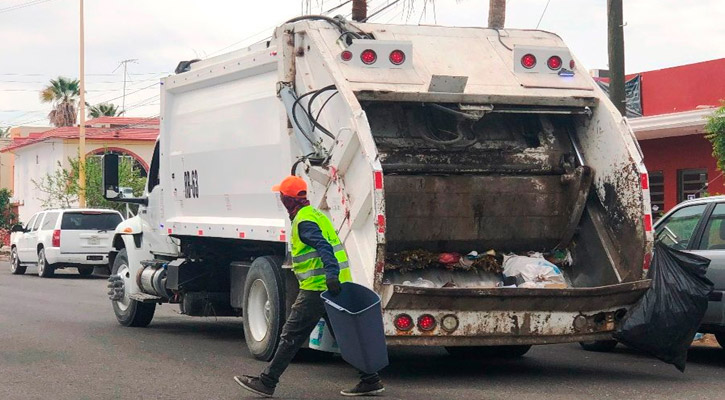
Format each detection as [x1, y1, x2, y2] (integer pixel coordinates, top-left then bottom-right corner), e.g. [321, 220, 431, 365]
[88, 103, 122, 118]
[40, 76, 80, 127]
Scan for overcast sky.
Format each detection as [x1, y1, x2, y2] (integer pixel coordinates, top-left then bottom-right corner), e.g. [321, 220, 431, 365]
[1, 0, 723, 127]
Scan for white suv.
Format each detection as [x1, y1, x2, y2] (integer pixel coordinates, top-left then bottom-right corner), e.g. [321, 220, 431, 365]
[10, 209, 123, 277]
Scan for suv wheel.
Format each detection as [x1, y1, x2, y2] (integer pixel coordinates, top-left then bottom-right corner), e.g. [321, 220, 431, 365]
[10, 247, 26, 275]
[37, 248, 54, 278]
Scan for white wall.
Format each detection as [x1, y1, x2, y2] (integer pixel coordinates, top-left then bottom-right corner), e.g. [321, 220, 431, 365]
[14, 140, 64, 223]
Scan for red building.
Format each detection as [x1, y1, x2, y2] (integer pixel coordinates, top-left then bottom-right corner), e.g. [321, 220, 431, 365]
[626, 58, 725, 217]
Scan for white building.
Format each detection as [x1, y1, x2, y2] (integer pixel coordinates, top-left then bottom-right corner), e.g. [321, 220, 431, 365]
[1, 117, 158, 223]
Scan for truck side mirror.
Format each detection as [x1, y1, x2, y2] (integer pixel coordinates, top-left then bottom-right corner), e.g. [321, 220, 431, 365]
[10, 224, 24, 233]
[103, 153, 120, 199]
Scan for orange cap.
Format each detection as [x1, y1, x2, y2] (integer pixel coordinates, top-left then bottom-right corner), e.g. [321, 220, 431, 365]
[272, 175, 308, 198]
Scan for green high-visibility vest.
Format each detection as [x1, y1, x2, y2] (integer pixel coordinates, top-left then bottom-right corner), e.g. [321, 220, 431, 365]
[291, 206, 352, 291]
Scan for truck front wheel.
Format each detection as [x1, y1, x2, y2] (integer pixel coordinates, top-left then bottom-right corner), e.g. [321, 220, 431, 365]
[445, 345, 532, 358]
[111, 248, 155, 327]
[243, 256, 285, 361]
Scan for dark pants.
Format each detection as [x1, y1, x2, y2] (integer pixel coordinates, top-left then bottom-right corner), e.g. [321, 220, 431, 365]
[260, 289, 380, 388]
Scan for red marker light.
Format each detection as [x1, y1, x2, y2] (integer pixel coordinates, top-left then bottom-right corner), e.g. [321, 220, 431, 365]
[521, 54, 536, 69]
[547, 55, 563, 70]
[394, 314, 414, 331]
[569, 59, 576, 70]
[360, 49, 377, 65]
[389, 50, 405, 65]
[417, 314, 436, 331]
[340, 50, 353, 61]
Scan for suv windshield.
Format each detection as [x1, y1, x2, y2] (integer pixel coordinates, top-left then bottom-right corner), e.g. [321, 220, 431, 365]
[61, 212, 122, 230]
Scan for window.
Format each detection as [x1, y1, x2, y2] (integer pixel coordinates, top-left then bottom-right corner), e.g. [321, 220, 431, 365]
[649, 171, 664, 218]
[41, 212, 59, 230]
[678, 169, 707, 202]
[32, 213, 44, 231]
[24, 214, 37, 231]
[655, 204, 707, 250]
[60, 212, 122, 231]
[698, 203, 725, 250]
[147, 142, 160, 193]
[89, 151, 148, 178]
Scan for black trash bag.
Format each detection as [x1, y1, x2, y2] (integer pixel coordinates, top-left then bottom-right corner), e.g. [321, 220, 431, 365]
[614, 242, 713, 372]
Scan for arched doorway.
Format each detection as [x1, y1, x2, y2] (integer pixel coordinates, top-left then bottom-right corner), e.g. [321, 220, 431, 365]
[86, 147, 149, 177]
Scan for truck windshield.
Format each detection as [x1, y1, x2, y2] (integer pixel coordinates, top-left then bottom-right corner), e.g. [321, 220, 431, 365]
[61, 212, 123, 230]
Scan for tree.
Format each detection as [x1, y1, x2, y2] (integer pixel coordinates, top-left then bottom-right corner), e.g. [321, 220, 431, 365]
[88, 103, 122, 118]
[31, 161, 77, 209]
[488, 0, 506, 28]
[352, 0, 367, 21]
[0, 127, 10, 138]
[32, 154, 146, 213]
[705, 102, 725, 171]
[0, 188, 17, 229]
[40, 76, 80, 127]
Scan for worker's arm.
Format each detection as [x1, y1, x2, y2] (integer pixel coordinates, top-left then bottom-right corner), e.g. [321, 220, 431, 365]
[298, 221, 340, 282]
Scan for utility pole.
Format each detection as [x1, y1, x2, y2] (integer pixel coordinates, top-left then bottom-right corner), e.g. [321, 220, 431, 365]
[607, 0, 627, 116]
[488, 0, 506, 29]
[114, 59, 138, 115]
[78, 0, 86, 208]
[352, 0, 367, 22]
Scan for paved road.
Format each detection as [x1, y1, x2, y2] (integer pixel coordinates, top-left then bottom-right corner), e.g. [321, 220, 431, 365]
[2, 264, 725, 400]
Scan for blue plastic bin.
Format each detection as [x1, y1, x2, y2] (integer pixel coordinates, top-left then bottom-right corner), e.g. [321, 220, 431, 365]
[321, 282, 389, 374]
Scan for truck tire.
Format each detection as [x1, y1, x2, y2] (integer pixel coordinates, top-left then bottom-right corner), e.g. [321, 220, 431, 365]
[78, 266, 94, 276]
[445, 345, 532, 358]
[243, 256, 285, 361]
[579, 340, 618, 352]
[37, 248, 54, 278]
[10, 247, 26, 275]
[111, 248, 155, 327]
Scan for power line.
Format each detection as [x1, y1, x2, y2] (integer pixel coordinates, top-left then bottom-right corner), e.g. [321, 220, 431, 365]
[0, 72, 169, 77]
[363, 0, 401, 22]
[0, 0, 54, 15]
[536, 0, 551, 29]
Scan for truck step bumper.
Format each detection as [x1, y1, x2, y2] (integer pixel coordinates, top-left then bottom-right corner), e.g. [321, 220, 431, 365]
[381, 280, 651, 346]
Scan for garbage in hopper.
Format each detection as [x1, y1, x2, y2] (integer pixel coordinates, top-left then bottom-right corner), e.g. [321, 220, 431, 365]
[502, 253, 568, 288]
[388, 248, 572, 289]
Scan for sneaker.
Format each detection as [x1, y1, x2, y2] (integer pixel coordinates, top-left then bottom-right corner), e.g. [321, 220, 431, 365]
[340, 380, 385, 397]
[234, 375, 275, 398]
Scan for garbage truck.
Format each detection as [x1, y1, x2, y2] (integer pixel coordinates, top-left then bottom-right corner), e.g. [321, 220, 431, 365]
[102, 16, 654, 360]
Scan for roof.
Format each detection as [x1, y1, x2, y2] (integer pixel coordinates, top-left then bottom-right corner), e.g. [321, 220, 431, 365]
[630, 108, 714, 140]
[1, 117, 159, 153]
[85, 116, 159, 127]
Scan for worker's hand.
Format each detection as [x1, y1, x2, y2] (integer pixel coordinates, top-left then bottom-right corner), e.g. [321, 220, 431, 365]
[326, 277, 342, 295]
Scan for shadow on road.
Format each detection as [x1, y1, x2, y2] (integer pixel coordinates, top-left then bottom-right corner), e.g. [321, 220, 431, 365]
[145, 319, 244, 342]
[382, 346, 675, 383]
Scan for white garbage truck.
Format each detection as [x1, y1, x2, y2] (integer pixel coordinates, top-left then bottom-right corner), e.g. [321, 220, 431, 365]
[103, 16, 654, 360]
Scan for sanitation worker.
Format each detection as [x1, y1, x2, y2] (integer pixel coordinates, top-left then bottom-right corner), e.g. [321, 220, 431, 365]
[234, 175, 385, 397]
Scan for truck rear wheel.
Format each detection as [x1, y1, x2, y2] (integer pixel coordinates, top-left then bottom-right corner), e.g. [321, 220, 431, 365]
[243, 256, 285, 361]
[579, 340, 618, 352]
[445, 345, 532, 358]
[111, 248, 155, 327]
